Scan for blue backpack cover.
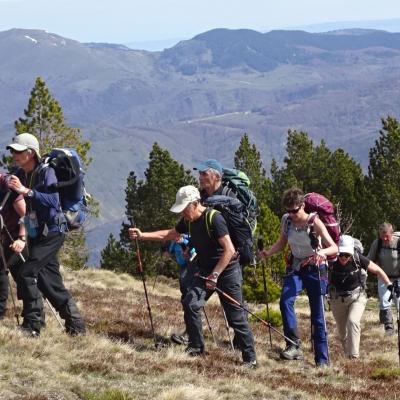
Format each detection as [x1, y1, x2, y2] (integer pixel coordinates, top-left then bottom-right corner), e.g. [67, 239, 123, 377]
[42, 148, 88, 230]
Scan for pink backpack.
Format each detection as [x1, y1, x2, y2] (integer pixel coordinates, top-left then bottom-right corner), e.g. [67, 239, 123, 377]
[303, 193, 340, 255]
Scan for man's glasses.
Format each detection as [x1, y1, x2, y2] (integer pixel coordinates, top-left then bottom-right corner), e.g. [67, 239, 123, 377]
[339, 253, 352, 259]
[286, 206, 301, 214]
[9, 148, 26, 154]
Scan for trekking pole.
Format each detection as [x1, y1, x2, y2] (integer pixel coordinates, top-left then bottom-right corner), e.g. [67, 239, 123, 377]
[203, 306, 218, 346]
[220, 304, 235, 351]
[393, 280, 400, 366]
[257, 238, 273, 348]
[198, 275, 298, 346]
[128, 216, 159, 349]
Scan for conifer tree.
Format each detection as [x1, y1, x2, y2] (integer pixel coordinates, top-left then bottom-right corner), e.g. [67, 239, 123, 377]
[101, 144, 196, 274]
[234, 133, 270, 204]
[367, 116, 400, 238]
[13, 77, 94, 269]
[15, 77, 91, 166]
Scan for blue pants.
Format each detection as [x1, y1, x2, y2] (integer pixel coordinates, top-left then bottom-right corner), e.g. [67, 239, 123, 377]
[280, 265, 328, 365]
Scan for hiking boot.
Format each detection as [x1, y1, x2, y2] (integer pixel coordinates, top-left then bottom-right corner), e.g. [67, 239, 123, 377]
[242, 360, 258, 369]
[18, 325, 40, 338]
[184, 346, 204, 357]
[280, 344, 303, 360]
[385, 323, 394, 336]
[316, 362, 329, 368]
[170, 332, 189, 346]
[60, 298, 86, 336]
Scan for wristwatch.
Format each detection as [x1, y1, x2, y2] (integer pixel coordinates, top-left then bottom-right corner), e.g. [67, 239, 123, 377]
[210, 272, 220, 280]
[26, 189, 34, 198]
[18, 235, 26, 242]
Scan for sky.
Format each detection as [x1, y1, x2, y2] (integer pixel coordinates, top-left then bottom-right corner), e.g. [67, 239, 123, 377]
[0, 0, 400, 47]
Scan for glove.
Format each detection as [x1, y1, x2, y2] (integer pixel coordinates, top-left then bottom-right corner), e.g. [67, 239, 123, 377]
[205, 272, 219, 290]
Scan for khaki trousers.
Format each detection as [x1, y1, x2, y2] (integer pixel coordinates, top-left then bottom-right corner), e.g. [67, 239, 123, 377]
[330, 290, 367, 358]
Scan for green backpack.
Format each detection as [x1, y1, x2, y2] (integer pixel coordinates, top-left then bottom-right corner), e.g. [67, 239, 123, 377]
[221, 168, 258, 234]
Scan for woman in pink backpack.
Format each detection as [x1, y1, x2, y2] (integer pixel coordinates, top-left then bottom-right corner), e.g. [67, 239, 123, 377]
[259, 187, 338, 367]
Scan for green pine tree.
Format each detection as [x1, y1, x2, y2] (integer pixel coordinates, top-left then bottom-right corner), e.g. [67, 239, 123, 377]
[367, 116, 400, 240]
[101, 144, 196, 275]
[233, 133, 270, 204]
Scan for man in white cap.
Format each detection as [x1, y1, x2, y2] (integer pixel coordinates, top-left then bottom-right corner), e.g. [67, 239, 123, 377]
[129, 185, 257, 367]
[6, 133, 86, 337]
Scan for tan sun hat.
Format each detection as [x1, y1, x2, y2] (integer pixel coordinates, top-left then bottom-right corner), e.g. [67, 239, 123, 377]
[7, 133, 41, 158]
[170, 185, 201, 213]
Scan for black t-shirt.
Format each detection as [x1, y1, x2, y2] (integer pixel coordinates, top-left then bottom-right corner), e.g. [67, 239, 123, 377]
[329, 253, 369, 292]
[175, 209, 230, 273]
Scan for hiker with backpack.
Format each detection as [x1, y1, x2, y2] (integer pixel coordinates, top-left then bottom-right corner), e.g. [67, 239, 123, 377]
[259, 187, 338, 367]
[0, 173, 27, 319]
[128, 185, 257, 367]
[6, 133, 86, 337]
[329, 235, 392, 359]
[194, 159, 257, 267]
[367, 222, 400, 336]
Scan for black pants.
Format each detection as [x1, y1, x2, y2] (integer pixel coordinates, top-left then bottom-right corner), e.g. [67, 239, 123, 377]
[0, 241, 25, 315]
[17, 232, 74, 332]
[182, 263, 256, 362]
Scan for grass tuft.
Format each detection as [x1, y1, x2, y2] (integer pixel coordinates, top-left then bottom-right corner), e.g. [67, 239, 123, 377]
[83, 389, 132, 400]
[371, 367, 400, 380]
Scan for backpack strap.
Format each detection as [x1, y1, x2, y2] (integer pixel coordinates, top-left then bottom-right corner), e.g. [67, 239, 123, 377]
[188, 208, 219, 238]
[221, 186, 233, 197]
[205, 209, 218, 238]
[307, 212, 320, 250]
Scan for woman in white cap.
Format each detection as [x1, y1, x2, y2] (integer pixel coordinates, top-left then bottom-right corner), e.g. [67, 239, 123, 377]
[329, 234, 393, 359]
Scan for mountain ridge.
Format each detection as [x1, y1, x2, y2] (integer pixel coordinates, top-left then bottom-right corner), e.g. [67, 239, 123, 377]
[1, 27, 399, 264]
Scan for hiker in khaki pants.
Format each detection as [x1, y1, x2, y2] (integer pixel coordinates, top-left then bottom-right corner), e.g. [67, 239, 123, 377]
[329, 235, 392, 359]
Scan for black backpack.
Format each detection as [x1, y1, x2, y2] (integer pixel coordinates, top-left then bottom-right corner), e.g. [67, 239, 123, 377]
[221, 168, 258, 234]
[203, 195, 254, 266]
[38, 148, 89, 230]
[329, 237, 367, 292]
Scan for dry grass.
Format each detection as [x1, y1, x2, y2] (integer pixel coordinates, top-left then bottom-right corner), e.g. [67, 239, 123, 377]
[0, 267, 399, 400]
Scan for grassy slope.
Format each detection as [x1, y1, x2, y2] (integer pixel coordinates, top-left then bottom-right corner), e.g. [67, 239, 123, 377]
[0, 268, 399, 400]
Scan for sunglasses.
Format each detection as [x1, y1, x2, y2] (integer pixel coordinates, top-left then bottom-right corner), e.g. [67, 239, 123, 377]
[286, 206, 301, 214]
[9, 148, 26, 155]
[339, 253, 352, 259]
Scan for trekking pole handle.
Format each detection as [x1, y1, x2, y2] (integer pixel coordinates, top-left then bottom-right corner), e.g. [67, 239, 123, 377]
[128, 215, 144, 273]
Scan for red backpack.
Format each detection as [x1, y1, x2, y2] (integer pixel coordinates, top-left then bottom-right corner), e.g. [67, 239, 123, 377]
[304, 193, 340, 260]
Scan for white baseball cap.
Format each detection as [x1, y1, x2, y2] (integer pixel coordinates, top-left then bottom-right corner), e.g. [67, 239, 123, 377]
[7, 133, 41, 158]
[338, 235, 354, 256]
[170, 185, 201, 213]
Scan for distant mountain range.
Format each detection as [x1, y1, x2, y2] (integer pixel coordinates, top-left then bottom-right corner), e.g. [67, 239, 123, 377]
[1, 27, 400, 264]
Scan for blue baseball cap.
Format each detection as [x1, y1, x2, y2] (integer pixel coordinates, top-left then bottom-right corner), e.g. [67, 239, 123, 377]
[193, 159, 223, 175]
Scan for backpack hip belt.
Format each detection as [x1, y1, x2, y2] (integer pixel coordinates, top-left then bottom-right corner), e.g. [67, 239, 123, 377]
[329, 285, 364, 299]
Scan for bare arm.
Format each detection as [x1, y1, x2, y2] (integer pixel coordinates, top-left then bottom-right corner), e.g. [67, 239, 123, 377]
[367, 260, 391, 285]
[261, 231, 288, 258]
[129, 227, 180, 242]
[313, 218, 338, 257]
[212, 234, 236, 276]
[13, 197, 26, 238]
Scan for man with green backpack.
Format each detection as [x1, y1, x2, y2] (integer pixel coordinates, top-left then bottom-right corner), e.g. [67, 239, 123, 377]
[193, 159, 258, 267]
